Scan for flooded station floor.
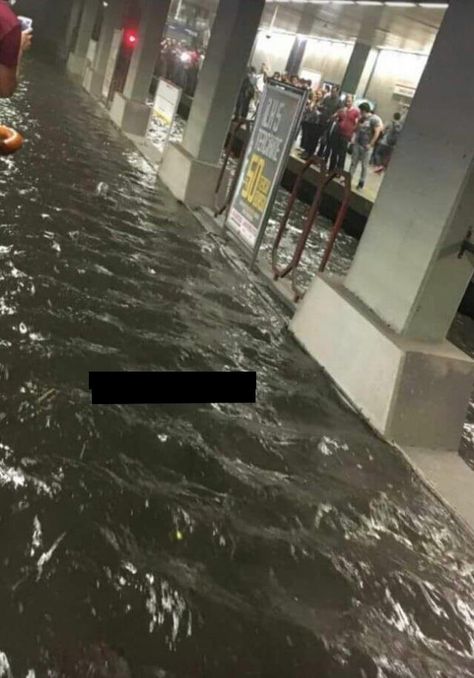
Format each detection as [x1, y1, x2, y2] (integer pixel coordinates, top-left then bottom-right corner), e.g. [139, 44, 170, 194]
[0, 57, 474, 677]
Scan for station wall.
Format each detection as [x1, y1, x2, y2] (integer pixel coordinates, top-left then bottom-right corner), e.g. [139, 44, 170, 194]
[301, 38, 353, 87]
[364, 49, 428, 122]
[251, 31, 296, 75]
[251, 28, 428, 122]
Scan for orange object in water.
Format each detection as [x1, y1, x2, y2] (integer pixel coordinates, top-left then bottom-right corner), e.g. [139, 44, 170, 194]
[0, 125, 24, 155]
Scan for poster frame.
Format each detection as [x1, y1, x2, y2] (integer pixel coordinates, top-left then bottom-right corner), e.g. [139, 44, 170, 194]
[225, 80, 308, 270]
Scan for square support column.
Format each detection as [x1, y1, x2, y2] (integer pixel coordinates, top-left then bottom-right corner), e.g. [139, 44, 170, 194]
[83, 0, 126, 99]
[290, 0, 474, 451]
[109, 0, 171, 137]
[341, 42, 372, 95]
[67, 0, 99, 78]
[160, 0, 266, 209]
[285, 6, 313, 76]
[291, 277, 474, 450]
[59, 0, 83, 61]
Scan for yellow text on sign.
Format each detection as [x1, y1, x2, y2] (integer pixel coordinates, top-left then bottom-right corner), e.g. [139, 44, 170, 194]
[241, 154, 271, 213]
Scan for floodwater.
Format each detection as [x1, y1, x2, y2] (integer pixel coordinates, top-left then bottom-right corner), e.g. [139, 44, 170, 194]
[147, 114, 359, 286]
[0, 57, 474, 677]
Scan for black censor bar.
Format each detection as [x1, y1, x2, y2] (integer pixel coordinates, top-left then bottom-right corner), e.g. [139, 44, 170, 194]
[89, 371, 257, 405]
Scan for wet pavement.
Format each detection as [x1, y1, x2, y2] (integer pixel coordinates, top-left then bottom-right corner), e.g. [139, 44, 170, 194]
[0, 57, 474, 677]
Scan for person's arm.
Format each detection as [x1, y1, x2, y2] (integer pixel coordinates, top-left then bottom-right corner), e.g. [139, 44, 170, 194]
[369, 120, 383, 147]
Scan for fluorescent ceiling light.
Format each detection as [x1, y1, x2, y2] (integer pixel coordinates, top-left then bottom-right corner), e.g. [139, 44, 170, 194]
[356, 1, 383, 4]
[385, 1, 416, 5]
[331, 1, 355, 4]
[418, 2, 448, 7]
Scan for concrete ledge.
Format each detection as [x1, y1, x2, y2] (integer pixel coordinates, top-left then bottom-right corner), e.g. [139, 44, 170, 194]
[124, 135, 165, 166]
[82, 64, 93, 93]
[83, 68, 105, 99]
[290, 275, 474, 450]
[402, 446, 474, 535]
[67, 53, 88, 78]
[109, 93, 152, 137]
[159, 142, 227, 210]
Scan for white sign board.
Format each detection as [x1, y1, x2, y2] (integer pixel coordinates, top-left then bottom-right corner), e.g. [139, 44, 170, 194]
[102, 30, 123, 101]
[394, 84, 415, 99]
[148, 78, 182, 157]
[153, 78, 182, 127]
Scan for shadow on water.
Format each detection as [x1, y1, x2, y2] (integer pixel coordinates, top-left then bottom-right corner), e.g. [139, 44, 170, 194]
[0, 56, 473, 677]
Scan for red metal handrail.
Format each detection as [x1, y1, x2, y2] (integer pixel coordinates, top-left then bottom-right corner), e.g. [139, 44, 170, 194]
[291, 169, 351, 301]
[271, 156, 324, 279]
[272, 157, 334, 280]
[271, 157, 352, 302]
[318, 171, 352, 274]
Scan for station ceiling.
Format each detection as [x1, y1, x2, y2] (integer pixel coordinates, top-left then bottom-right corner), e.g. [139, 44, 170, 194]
[262, 0, 448, 53]
[194, 0, 448, 54]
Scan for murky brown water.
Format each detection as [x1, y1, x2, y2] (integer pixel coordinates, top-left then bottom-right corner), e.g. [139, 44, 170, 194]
[0, 57, 473, 677]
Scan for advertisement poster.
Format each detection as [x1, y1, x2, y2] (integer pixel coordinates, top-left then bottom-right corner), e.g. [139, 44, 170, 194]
[226, 83, 306, 261]
[153, 78, 182, 127]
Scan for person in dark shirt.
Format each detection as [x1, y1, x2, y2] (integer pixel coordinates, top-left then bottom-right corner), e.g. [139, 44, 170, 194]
[300, 89, 324, 159]
[235, 68, 256, 121]
[317, 84, 341, 159]
[0, 0, 32, 97]
[374, 111, 403, 173]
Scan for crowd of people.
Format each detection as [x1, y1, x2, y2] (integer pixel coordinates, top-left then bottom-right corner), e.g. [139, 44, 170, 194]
[235, 65, 404, 191]
[159, 38, 205, 97]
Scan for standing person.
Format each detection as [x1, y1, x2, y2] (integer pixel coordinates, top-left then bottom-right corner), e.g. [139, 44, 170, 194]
[234, 68, 256, 121]
[326, 94, 360, 173]
[299, 95, 314, 153]
[301, 89, 324, 159]
[374, 111, 403, 174]
[0, 0, 32, 97]
[260, 62, 270, 82]
[290, 74, 300, 88]
[253, 67, 265, 107]
[317, 84, 341, 159]
[350, 102, 383, 190]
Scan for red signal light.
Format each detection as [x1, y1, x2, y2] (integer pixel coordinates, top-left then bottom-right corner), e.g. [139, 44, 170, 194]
[124, 30, 137, 47]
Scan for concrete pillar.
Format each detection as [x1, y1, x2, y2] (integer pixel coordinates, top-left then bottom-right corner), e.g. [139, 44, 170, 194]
[286, 36, 307, 77]
[83, 0, 126, 98]
[341, 41, 372, 95]
[286, 6, 313, 76]
[60, 0, 83, 61]
[110, 0, 172, 137]
[290, 0, 474, 451]
[57, 0, 83, 61]
[159, 0, 266, 208]
[67, 0, 99, 78]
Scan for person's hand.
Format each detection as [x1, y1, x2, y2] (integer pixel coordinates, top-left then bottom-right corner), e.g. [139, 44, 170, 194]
[21, 30, 33, 52]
